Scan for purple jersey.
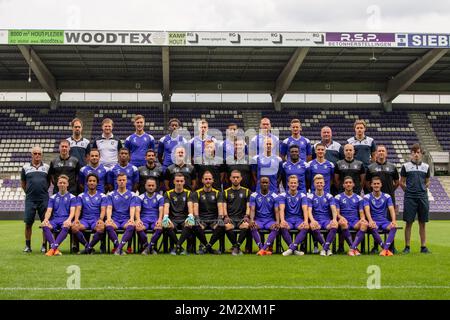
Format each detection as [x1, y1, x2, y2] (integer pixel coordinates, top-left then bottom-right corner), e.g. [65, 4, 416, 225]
[47, 192, 79, 219]
[307, 159, 335, 193]
[223, 140, 248, 162]
[335, 192, 363, 221]
[278, 191, 308, 220]
[124, 132, 155, 168]
[281, 160, 309, 193]
[363, 192, 393, 220]
[108, 190, 139, 220]
[158, 134, 188, 168]
[250, 133, 280, 157]
[249, 191, 279, 220]
[252, 155, 282, 193]
[190, 135, 217, 160]
[78, 164, 109, 193]
[281, 136, 312, 161]
[108, 163, 139, 191]
[137, 192, 164, 220]
[307, 192, 335, 220]
[77, 191, 109, 220]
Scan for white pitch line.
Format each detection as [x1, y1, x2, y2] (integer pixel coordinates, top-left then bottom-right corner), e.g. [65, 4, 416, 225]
[0, 285, 450, 291]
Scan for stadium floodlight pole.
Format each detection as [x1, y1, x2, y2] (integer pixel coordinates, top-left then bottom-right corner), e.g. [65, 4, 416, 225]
[162, 46, 171, 128]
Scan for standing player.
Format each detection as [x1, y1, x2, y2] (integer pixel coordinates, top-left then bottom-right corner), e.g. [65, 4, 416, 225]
[400, 144, 431, 254]
[307, 143, 335, 194]
[158, 118, 188, 171]
[21, 146, 50, 253]
[307, 174, 338, 256]
[49, 139, 80, 195]
[164, 146, 197, 191]
[335, 176, 368, 256]
[72, 173, 108, 254]
[249, 176, 280, 256]
[279, 175, 309, 256]
[194, 139, 224, 190]
[92, 118, 123, 169]
[105, 173, 139, 255]
[249, 117, 279, 157]
[190, 171, 227, 254]
[42, 175, 78, 256]
[366, 145, 399, 253]
[125, 115, 155, 168]
[281, 145, 309, 194]
[223, 123, 248, 161]
[312, 126, 344, 165]
[66, 118, 90, 167]
[136, 178, 164, 255]
[78, 149, 109, 193]
[252, 137, 283, 193]
[222, 170, 251, 255]
[334, 144, 365, 194]
[347, 119, 376, 170]
[107, 148, 139, 192]
[138, 149, 164, 194]
[280, 119, 312, 162]
[364, 176, 397, 256]
[224, 139, 252, 190]
[162, 173, 193, 255]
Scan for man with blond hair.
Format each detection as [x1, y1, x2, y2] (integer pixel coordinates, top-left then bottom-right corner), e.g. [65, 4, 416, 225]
[92, 118, 123, 169]
[125, 114, 155, 168]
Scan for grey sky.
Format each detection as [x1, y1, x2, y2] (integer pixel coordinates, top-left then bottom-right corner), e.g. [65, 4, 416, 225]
[0, 0, 449, 32]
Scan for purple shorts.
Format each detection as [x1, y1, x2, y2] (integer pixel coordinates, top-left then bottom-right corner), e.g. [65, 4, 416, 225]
[255, 218, 277, 230]
[347, 218, 360, 230]
[316, 218, 332, 229]
[286, 216, 304, 229]
[49, 218, 66, 230]
[80, 218, 98, 230]
[374, 218, 391, 231]
[141, 217, 158, 230]
[112, 218, 129, 230]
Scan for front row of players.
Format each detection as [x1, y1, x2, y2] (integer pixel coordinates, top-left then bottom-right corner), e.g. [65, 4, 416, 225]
[42, 170, 397, 256]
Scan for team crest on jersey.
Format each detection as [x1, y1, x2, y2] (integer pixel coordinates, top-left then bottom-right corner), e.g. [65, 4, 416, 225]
[313, 165, 318, 170]
[182, 196, 186, 201]
[144, 199, 148, 204]
[201, 195, 206, 200]
[211, 195, 216, 200]
[342, 198, 346, 204]
[173, 196, 177, 201]
[229, 193, 234, 199]
[239, 193, 243, 198]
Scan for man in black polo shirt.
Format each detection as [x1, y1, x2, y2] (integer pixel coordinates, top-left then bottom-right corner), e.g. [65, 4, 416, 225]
[194, 139, 224, 191]
[66, 118, 90, 167]
[400, 144, 431, 254]
[49, 139, 80, 195]
[165, 146, 197, 191]
[21, 146, 50, 253]
[366, 145, 400, 253]
[223, 170, 251, 255]
[138, 149, 164, 194]
[334, 144, 366, 195]
[162, 173, 193, 255]
[190, 171, 227, 254]
[224, 139, 252, 190]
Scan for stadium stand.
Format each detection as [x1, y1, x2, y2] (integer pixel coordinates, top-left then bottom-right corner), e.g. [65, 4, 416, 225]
[0, 104, 449, 214]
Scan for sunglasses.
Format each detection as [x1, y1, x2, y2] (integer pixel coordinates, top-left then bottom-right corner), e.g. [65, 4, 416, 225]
[33, 153, 42, 155]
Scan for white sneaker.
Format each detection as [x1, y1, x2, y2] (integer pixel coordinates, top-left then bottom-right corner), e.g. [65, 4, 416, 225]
[294, 250, 305, 256]
[326, 249, 333, 256]
[320, 249, 326, 256]
[282, 249, 293, 256]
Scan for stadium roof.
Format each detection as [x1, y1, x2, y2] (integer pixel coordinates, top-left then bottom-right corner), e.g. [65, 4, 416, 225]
[0, 30, 449, 109]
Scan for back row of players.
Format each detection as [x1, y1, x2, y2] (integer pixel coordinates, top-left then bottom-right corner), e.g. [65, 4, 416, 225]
[22, 115, 430, 255]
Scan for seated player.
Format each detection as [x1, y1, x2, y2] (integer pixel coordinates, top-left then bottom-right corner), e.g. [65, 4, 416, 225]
[42, 175, 78, 256]
[190, 171, 228, 254]
[307, 174, 338, 256]
[162, 173, 194, 255]
[72, 173, 108, 254]
[105, 173, 139, 255]
[278, 175, 309, 256]
[222, 169, 251, 255]
[249, 176, 280, 256]
[364, 176, 397, 256]
[334, 176, 368, 256]
[136, 178, 164, 255]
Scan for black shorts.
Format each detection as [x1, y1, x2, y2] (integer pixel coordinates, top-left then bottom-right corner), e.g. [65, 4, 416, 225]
[24, 198, 48, 224]
[198, 219, 223, 230]
[403, 197, 429, 223]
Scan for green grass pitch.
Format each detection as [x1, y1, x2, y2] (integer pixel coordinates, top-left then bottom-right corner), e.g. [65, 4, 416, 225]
[0, 220, 449, 300]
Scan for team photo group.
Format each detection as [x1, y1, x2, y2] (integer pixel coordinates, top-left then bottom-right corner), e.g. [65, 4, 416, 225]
[21, 114, 431, 257]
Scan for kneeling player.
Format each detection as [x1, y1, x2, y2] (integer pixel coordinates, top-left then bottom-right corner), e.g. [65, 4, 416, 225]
[105, 173, 139, 255]
[364, 176, 397, 256]
[307, 174, 338, 256]
[279, 175, 309, 256]
[42, 175, 78, 256]
[72, 173, 108, 254]
[249, 176, 280, 256]
[136, 178, 164, 255]
[222, 170, 251, 255]
[335, 176, 368, 256]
